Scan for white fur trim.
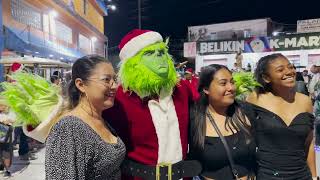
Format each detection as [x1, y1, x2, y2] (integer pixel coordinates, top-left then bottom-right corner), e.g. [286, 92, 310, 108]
[148, 91, 182, 163]
[119, 31, 163, 61]
[23, 96, 64, 143]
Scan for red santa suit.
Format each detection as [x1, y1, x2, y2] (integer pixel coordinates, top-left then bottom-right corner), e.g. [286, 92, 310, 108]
[103, 29, 201, 179]
[103, 80, 199, 179]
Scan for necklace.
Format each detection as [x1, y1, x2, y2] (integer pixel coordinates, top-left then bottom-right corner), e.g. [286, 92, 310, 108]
[79, 105, 103, 121]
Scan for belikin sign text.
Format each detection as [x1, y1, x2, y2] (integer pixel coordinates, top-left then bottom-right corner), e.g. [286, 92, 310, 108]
[198, 32, 320, 55]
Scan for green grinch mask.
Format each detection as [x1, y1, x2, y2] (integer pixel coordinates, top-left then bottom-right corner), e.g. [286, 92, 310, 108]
[140, 43, 169, 78]
[119, 40, 178, 98]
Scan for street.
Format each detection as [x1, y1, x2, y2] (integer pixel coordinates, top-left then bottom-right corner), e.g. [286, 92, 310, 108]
[2, 148, 45, 180]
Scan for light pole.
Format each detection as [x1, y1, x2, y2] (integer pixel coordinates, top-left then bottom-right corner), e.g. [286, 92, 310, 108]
[0, 0, 4, 82]
[138, 0, 141, 29]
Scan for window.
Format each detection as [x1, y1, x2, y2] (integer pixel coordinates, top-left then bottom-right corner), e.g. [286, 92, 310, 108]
[286, 55, 300, 67]
[79, 34, 90, 51]
[11, 0, 42, 30]
[83, 0, 87, 15]
[55, 21, 72, 44]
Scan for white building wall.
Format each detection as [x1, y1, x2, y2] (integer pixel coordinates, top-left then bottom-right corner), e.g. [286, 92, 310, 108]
[196, 49, 320, 73]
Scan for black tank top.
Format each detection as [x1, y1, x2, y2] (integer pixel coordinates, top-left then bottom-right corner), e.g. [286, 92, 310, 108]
[190, 132, 256, 180]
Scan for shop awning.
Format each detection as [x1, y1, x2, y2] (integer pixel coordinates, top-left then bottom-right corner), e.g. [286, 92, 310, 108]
[0, 56, 71, 68]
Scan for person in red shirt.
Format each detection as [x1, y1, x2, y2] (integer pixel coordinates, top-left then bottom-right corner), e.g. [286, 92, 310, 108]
[184, 68, 200, 94]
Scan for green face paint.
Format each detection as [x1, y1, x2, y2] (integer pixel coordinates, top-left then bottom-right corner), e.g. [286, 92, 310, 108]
[140, 43, 169, 78]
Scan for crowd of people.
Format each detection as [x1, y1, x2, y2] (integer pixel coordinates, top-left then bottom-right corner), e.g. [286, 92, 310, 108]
[0, 29, 319, 180]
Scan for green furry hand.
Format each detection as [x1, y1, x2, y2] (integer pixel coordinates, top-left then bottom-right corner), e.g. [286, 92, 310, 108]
[233, 72, 261, 100]
[1, 72, 60, 127]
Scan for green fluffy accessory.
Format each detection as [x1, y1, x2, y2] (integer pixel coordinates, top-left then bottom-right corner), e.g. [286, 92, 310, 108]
[118, 41, 178, 98]
[233, 71, 261, 100]
[1, 71, 63, 142]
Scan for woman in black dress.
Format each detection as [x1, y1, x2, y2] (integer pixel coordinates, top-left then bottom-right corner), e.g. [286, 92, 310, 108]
[245, 53, 316, 180]
[189, 64, 256, 180]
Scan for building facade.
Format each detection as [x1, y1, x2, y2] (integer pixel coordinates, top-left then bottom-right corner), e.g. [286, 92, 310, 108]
[1, 0, 107, 63]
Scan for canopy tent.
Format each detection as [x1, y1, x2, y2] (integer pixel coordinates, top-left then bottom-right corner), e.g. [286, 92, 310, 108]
[0, 56, 71, 68]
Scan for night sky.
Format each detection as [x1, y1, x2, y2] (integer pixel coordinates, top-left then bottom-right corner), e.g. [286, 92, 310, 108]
[104, 0, 320, 51]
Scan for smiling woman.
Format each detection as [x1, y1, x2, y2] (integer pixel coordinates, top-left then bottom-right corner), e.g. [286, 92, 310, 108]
[244, 53, 316, 180]
[45, 55, 125, 180]
[189, 64, 256, 180]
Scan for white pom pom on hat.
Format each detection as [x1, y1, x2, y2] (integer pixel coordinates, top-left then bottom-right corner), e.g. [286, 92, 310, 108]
[118, 29, 163, 61]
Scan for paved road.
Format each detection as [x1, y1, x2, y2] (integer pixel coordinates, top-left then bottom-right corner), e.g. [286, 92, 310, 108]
[2, 148, 45, 180]
[3, 146, 320, 179]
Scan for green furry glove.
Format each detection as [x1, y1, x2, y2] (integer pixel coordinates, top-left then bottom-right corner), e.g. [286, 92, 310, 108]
[233, 72, 261, 101]
[1, 72, 63, 142]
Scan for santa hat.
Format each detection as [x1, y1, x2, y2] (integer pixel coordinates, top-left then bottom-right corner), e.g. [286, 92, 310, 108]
[185, 68, 193, 74]
[119, 29, 163, 61]
[10, 62, 23, 72]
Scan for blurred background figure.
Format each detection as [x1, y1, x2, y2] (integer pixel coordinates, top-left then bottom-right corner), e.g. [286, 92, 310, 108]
[302, 70, 311, 85]
[0, 97, 15, 177]
[175, 60, 188, 79]
[52, 71, 61, 79]
[50, 75, 61, 86]
[232, 62, 244, 72]
[60, 70, 72, 97]
[246, 63, 252, 72]
[309, 65, 320, 102]
[184, 68, 193, 80]
[184, 68, 199, 92]
[6, 62, 22, 82]
[232, 50, 244, 73]
[295, 71, 309, 96]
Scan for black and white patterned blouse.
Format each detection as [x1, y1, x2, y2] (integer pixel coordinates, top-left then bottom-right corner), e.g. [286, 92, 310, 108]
[45, 116, 125, 180]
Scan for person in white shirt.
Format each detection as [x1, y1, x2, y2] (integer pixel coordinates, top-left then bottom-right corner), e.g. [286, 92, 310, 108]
[309, 65, 320, 101]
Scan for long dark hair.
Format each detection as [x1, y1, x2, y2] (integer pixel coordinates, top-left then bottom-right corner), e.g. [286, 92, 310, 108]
[254, 53, 287, 94]
[68, 55, 110, 108]
[190, 64, 251, 151]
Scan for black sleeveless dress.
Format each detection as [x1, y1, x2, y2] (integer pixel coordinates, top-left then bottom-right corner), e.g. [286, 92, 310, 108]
[242, 102, 314, 180]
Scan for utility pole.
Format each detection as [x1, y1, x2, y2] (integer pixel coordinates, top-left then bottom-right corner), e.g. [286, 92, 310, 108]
[138, 0, 141, 29]
[0, 0, 4, 82]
